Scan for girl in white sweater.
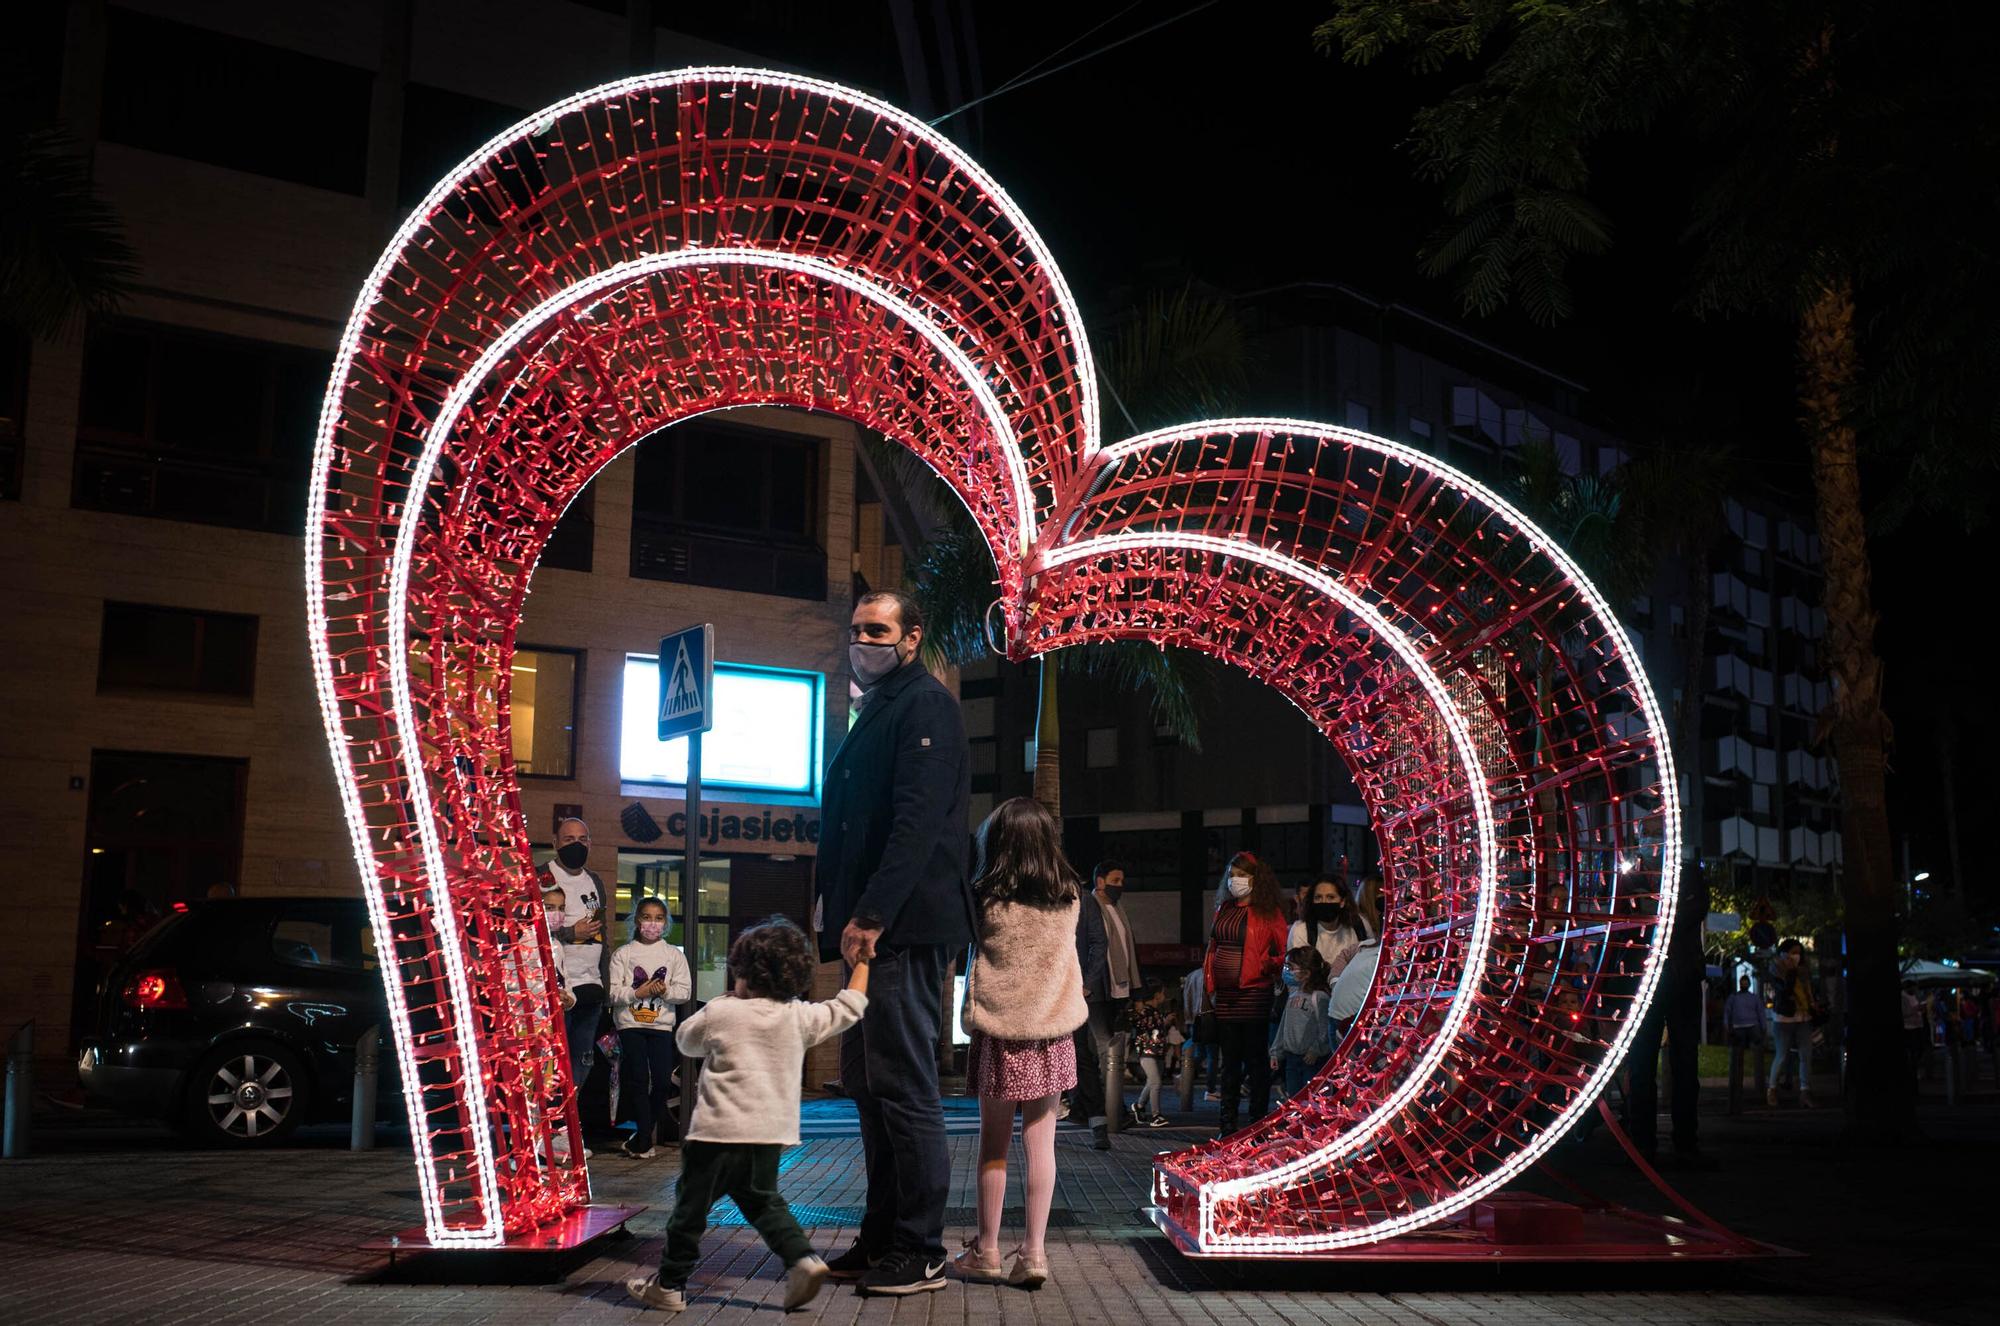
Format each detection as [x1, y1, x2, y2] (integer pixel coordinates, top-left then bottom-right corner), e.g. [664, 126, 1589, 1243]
[954, 797, 1087, 1290]
[609, 897, 691, 1159]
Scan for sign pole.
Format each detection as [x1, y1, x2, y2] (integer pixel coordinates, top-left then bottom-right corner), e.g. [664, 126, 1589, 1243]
[658, 622, 713, 1145]
[679, 730, 702, 1141]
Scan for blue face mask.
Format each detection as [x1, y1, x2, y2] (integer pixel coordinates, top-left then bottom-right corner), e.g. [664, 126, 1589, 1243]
[1282, 967, 1300, 988]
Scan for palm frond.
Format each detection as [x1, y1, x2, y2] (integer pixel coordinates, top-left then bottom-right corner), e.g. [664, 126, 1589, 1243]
[1055, 640, 1209, 751]
[0, 128, 139, 340]
[909, 519, 999, 673]
[1098, 286, 1251, 436]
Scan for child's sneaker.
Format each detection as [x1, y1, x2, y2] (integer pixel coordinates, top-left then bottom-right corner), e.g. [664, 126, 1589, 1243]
[625, 1274, 687, 1311]
[782, 1254, 829, 1310]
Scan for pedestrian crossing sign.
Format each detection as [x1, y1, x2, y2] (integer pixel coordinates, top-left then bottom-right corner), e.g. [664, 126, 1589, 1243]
[657, 624, 714, 740]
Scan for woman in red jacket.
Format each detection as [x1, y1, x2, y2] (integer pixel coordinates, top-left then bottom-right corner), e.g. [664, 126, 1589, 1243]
[1203, 851, 1289, 1135]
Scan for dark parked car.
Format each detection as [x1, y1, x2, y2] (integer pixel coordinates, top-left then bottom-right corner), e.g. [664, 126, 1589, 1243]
[78, 897, 398, 1146]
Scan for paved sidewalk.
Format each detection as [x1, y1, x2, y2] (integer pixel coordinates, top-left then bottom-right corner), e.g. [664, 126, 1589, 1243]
[0, 1089, 1989, 1326]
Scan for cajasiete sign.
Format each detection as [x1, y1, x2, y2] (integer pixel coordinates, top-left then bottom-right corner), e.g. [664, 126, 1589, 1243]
[618, 799, 821, 853]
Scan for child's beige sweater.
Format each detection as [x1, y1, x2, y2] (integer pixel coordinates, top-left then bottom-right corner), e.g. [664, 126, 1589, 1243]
[675, 989, 866, 1145]
[964, 895, 1087, 1042]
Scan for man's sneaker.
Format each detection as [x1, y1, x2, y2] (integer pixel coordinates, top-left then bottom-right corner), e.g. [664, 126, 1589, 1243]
[783, 1254, 829, 1310]
[857, 1249, 948, 1296]
[621, 1140, 657, 1160]
[624, 1275, 687, 1311]
[821, 1243, 882, 1282]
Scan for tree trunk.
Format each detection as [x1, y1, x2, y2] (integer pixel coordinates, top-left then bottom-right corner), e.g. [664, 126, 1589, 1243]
[1032, 655, 1062, 817]
[1799, 273, 1907, 1137]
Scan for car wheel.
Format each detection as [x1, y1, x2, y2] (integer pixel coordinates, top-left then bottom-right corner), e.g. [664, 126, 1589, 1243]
[185, 1043, 310, 1146]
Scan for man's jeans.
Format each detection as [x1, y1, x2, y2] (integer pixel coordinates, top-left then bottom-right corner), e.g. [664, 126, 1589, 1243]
[840, 945, 949, 1260]
[1072, 996, 1128, 1128]
[1770, 1017, 1812, 1093]
[565, 983, 606, 1096]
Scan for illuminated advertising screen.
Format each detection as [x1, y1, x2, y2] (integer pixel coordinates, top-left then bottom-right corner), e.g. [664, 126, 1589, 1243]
[621, 655, 823, 796]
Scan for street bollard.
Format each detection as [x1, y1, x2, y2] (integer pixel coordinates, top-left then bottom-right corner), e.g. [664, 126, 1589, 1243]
[1104, 1032, 1128, 1134]
[350, 1025, 379, 1150]
[4, 1022, 31, 1159]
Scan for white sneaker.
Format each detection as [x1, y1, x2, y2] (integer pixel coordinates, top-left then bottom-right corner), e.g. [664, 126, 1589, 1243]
[625, 1275, 687, 1311]
[783, 1254, 829, 1310]
[621, 1141, 657, 1160]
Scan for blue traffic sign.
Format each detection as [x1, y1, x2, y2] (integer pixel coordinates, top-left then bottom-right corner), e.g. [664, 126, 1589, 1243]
[657, 624, 715, 741]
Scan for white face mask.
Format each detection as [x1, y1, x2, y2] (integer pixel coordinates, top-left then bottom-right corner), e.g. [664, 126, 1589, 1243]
[848, 638, 905, 686]
[1226, 874, 1252, 900]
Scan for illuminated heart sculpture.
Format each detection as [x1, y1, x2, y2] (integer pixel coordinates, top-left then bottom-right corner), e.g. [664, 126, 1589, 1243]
[306, 69, 1679, 1249]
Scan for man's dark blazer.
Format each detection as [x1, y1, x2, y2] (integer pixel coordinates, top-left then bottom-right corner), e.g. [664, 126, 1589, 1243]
[815, 658, 976, 960]
[1076, 890, 1110, 1000]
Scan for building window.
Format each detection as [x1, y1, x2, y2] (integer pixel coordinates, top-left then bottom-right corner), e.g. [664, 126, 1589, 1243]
[74, 322, 330, 533]
[399, 83, 526, 207]
[1407, 417, 1432, 440]
[512, 646, 579, 779]
[630, 418, 826, 600]
[97, 602, 258, 698]
[1344, 400, 1371, 430]
[99, 9, 371, 195]
[1086, 727, 1119, 769]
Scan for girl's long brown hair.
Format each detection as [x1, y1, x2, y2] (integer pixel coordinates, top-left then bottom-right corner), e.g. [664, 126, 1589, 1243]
[972, 797, 1081, 909]
[1224, 850, 1285, 920]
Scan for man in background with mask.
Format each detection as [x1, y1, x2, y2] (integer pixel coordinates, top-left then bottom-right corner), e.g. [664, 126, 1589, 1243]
[815, 590, 975, 1297]
[1072, 860, 1136, 1148]
[539, 817, 611, 1099]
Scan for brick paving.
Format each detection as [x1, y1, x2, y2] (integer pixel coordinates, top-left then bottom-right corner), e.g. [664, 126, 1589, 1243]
[0, 1088, 1989, 1326]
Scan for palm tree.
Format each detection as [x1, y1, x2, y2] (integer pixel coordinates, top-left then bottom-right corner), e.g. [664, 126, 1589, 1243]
[870, 285, 1249, 817]
[0, 127, 138, 340]
[1314, 0, 1996, 1135]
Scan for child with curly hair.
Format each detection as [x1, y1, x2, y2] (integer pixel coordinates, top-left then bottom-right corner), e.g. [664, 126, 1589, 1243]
[626, 917, 870, 1313]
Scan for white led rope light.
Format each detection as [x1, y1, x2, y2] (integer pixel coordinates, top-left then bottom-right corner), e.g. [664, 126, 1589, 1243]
[1068, 419, 1682, 1250]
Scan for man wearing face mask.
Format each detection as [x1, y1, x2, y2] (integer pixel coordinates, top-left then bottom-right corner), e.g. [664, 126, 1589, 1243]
[1072, 860, 1137, 1148]
[539, 817, 612, 1098]
[815, 591, 976, 1296]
